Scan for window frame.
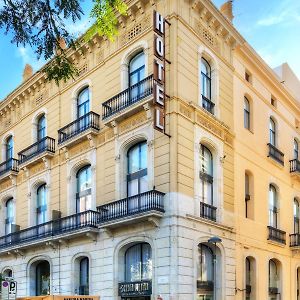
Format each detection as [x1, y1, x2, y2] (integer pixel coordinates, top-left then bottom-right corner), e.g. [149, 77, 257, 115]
[35, 260, 50, 296]
[294, 198, 300, 234]
[37, 114, 46, 142]
[5, 136, 13, 161]
[76, 165, 92, 213]
[5, 198, 14, 235]
[77, 87, 90, 119]
[244, 97, 250, 130]
[36, 184, 47, 225]
[294, 139, 299, 160]
[201, 58, 214, 114]
[79, 257, 89, 295]
[269, 118, 276, 146]
[269, 184, 278, 228]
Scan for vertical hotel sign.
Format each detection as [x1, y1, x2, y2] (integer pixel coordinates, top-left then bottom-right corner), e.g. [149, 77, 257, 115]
[153, 11, 166, 132]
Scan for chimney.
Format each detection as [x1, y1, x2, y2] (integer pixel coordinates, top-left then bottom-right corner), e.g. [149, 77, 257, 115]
[220, 0, 234, 22]
[56, 37, 67, 55]
[23, 64, 33, 82]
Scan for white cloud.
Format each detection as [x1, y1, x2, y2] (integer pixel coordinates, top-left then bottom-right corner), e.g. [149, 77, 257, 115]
[16, 46, 45, 71]
[67, 19, 92, 37]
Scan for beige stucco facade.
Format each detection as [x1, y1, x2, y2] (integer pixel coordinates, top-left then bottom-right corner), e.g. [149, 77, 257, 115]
[0, 0, 299, 299]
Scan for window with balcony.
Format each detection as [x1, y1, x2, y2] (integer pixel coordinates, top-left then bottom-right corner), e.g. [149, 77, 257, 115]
[127, 142, 148, 197]
[36, 184, 47, 225]
[294, 139, 299, 160]
[76, 165, 92, 213]
[129, 52, 145, 100]
[201, 58, 214, 114]
[5, 198, 14, 235]
[269, 184, 278, 228]
[37, 114, 46, 141]
[35, 260, 50, 295]
[268, 118, 284, 165]
[125, 243, 152, 282]
[269, 118, 276, 147]
[244, 97, 250, 130]
[199, 144, 216, 221]
[294, 198, 300, 234]
[269, 259, 280, 299]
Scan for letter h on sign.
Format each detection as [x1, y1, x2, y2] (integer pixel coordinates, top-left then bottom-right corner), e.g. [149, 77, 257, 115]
[153, 10, 166, 132]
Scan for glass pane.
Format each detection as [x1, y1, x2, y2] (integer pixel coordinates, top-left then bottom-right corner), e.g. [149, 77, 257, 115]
[125, 244, 141, 282]
[201, 146, 213, 176]
[80, 258, 89, 286]
[36, 261, 50, 295]
[201, 181, 213, 205]
[139, 175, 148, 194]
[77, 88, 90, 117]
[140, 143, 147, 169]
[128, 179, 139, 197]
[129, 53, 145, 76]
[269, 260, 277, 288]
[6, 136, 13, 160]
[37, 115, 46, 140]
[141, 243, 152, 280]
[77, 166, 91, 192]
[128, 146, 140, 174]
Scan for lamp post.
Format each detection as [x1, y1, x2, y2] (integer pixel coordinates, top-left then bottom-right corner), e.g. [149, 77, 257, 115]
[208, 236, 222, 300]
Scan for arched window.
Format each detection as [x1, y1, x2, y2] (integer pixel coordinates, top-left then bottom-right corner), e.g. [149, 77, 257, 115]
[269, 185, 278, 228]
[294, 139, 299, 160]
[37, 115, 46, 141]
[201, 58, 214, 114]
[199, 145, 215, 219]
[77, 88, 90, 118]
[76, 165, 92, 213]
[245, 258, 253, 300]
[36, 184, 47, 225]
[125, 243, 152, 282]
[269, 118, 276, 146]
[244, 97, 250, 130]
[127, 142, 148, 197]
[5, 198, 14, 235]
[245, 173, 250, 218]
[197, 244, 214, 299]
[6, 136, 13, 161]
[35, 261, 50, 295]
[129, 52, 145, 101]
[2, 268, 13, 278]
[294, 199, 300, 234]
[269, 259, 279, 297]
[79, 257, 89, 295]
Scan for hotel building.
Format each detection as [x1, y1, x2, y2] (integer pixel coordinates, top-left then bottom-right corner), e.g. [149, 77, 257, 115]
[0, 0, 299, 299]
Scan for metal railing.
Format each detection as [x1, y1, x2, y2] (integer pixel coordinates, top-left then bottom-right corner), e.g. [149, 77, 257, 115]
[0, 210, 100, 249]
[0, 158, 19, 177]
[58, 111, 100, 144]
[102, 75, 154, 120]
[290, 159, 300, 173]
[18, 137, 55, 165]
[267, 143, 284, 165]
[267, 226, 286, 244]
[202, 95, 215, 115]
[290, 233, 300, 247]
[200, 202, 217, 222]
[97, 190, 164, 223]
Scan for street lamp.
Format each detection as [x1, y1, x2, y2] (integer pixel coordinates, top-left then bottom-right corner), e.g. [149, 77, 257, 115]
[208, 236, 222, 300]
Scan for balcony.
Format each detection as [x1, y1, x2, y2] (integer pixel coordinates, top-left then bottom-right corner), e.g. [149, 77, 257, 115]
[200, 202, 217, 222]
[97, 190, 165, 228]
[0, 158, 19, 182]
[58, 111, 100, 148]
[0, 210, 100, 254]
[18, 137, 55, 168]
[202, 95, 215, 115]
[267, 226, 286, 245]
[267, 143, 284, 166]
[102, 75, 154, 122]
[290, 159, 300, 178]
[290, 233, 300, 248]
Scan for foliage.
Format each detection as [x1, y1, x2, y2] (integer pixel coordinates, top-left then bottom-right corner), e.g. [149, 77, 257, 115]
[0, 0, 127, 84]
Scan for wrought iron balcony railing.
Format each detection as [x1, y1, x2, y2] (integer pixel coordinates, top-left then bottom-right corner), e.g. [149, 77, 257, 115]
[0, 158, 19, 177]
[18, 137, 55, 165]
[202, 95, 215, 115]
[58, 111, 100, 145]
[290, 233, 300, 247]
[267, 143, 284, 165]
[290, 159, 300, 173]
[0, 210, 100, 250]
[200, 202, 217, 222]
[102, 75, 154, 120]
[97, 190, 164, 223]
[267, 226, 286, 244]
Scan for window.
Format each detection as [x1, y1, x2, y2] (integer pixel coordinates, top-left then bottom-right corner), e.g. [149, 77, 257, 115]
[200, 145, 213, 206]
[6, 136, 13, 161]
[77, 88, 90, 118]
[245, 71, 251, 83]
[294, 139, 299, 160]
[35, 261, 50, 296]
[125, 243, 152, 282]
[5, 198, 14, 235]
[76, 165, 92, 213]
[201, 58, 214, 114]
[129, 52, 145, 100]
[79, 257, 89, 295]
[245, 173, 250, 218]
[244, 97, 250, 130]
[37, 115, 46, 141]
[271, 97, 277, 108]
[127, 142, 148, 197]
[197, 244, 214, 300]
[36, 184, 47, 225]
[269, 118, 276, 146]
[269, 259, 279, 298]
[294, 199, 300, 234]
[2, 268, 13, 278]
[269, 185, 278, 228]
[245, 258, 251, 300]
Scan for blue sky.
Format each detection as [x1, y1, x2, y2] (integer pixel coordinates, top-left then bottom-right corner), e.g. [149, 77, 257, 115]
[0, 0, 299, 100]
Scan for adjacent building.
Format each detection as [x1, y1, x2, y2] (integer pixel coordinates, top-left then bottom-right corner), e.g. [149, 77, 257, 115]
[0, 0, 299, 299]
